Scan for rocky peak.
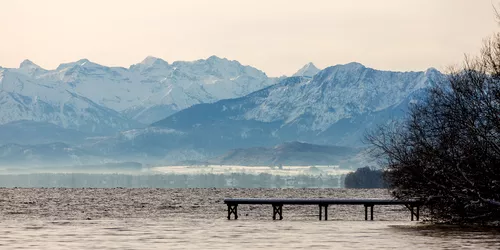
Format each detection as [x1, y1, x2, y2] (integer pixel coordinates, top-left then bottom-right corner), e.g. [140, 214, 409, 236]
[293, 62, 321, 77]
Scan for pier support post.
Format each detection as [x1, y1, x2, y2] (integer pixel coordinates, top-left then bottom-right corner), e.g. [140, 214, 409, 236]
[364, 205, 374, 220]
[227, 204, 238, 220]
[325, 205, 328, 221]
[319, 205, 329, 221]
[272, 204, 283, 220]
[319, 205, 322, 220]
[411, 206, 414, 221]
[416, 206, 420, 221]
[404, 203, 420, 221]
[409, 205, 420, 221]
[365, 205, 367, 220]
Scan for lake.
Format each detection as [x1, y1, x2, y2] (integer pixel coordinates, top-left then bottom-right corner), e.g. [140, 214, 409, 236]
[0, 188, 498, 249]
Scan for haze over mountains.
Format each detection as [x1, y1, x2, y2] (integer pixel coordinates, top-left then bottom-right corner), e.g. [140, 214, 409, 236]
[209, 141, 366, 167]
[0, 56, 445, 167]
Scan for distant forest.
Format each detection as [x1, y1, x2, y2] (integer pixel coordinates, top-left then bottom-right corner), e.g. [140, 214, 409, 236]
[344, 167, 386, 189]
[0, 173, 344, 188]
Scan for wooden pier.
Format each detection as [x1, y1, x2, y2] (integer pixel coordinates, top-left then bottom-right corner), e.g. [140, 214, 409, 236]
[224, 198, 421, 221]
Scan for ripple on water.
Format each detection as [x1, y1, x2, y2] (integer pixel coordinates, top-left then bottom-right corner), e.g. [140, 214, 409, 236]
[0, 188, 498, 249]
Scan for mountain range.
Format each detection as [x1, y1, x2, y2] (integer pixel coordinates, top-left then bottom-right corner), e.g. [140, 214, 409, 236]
[142, 63, 443, 158]
[1, 56, 276, 127]
[0, 57, 445, 167]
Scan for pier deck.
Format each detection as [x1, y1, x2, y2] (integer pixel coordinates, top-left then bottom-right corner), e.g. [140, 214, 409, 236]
[224, 198, 421, 221]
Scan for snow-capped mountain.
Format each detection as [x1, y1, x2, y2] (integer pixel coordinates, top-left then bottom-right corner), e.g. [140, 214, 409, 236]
[18, 60, 48, 77]
[241, 62, 440, 132]
[148, 63, 444, 153]
[0, 58, 446, 166]
[1, 56, 276, 125]
[0, 56, 277, 135]
[293, 62, 321, 77]
[124, 56, 276, 123]
[0, 68, 139, 134]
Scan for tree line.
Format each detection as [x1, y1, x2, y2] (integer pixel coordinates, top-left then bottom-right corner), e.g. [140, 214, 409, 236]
[344, 167, 386, 188]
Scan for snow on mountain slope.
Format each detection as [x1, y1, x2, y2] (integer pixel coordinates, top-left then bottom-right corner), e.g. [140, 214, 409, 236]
[35, 59, 148, 112]
[53, 62, 445, 164]
[0, 58, 446, 165]
[0, 69, 139, 134]
[1, 56, 276, 125]
[293, 62, 321, 77]
[124, 56, 276, 123]
[18, 60, 48, 77]
[0, 56, 276, 129]
[243, 62, 441, 131]
[151, 63, 445, 151]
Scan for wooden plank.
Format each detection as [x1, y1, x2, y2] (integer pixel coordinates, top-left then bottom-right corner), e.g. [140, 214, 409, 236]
[224, 198, 419, 205]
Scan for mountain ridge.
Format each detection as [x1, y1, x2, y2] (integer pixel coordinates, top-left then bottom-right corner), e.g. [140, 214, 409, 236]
[0, 58, 445, 166]
[0, 56, 278, 126]
[146, 62, 444, 159]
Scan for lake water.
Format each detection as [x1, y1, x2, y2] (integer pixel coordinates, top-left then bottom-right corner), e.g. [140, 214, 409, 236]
[0, 188, 499, 249]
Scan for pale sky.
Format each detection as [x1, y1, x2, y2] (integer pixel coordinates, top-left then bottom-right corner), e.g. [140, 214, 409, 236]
[0, 0, 498, 76]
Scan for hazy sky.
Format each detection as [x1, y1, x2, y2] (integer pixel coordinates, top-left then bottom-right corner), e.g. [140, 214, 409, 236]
[0, 0, 498, 76]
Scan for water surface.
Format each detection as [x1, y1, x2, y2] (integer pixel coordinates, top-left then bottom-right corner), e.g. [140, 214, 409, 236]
[0, 188, 498, 249]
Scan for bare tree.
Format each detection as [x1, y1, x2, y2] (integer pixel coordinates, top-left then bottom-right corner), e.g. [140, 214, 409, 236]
[367, 34, 500, 224]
